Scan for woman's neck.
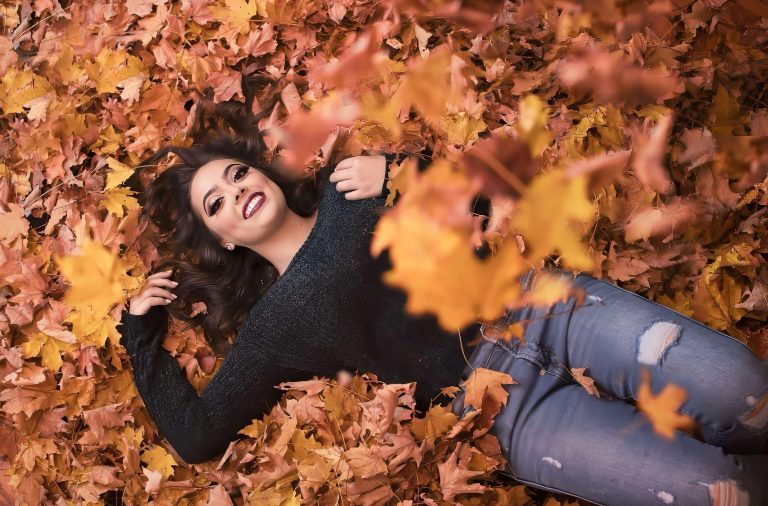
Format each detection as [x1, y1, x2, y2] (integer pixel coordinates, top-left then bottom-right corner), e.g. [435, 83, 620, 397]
[250, 209, 319, 276]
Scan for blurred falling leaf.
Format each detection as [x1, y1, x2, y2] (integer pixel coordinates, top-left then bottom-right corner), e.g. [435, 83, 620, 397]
[513, 170, 596, 271]
[55, 238, 127, 314]
[636, 368, 697, 440]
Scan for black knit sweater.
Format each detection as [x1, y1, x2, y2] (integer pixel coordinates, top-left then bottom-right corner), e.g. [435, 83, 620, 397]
[119, 152, 483, 464]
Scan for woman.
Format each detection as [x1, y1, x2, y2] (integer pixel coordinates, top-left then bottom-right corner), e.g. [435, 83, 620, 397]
[121, 108, 767, 506]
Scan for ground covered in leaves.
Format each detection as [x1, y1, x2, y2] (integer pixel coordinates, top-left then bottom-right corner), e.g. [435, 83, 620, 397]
[0, 0, 767, 504]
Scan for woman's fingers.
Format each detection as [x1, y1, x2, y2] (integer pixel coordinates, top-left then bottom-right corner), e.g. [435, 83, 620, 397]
[334, 157, 357, 171]
[334, 179, 359, 192]
[344, 189, 365, 200]
[330, 167, 355, 183]
[148, 269, 173, 279]
[145, 296, 173, 306]
[148, 278, 178, 288]
[143, 286, 176, 300]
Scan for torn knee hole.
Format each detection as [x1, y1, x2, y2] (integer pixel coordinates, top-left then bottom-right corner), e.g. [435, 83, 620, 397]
[698, 479, 750, 506]
[637, 321, 682, 366]
[739, 392, 768, 431]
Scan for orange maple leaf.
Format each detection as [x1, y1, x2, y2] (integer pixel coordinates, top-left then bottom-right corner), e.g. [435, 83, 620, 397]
[461, 367, 516, 411]
[636, 368, 697, 440]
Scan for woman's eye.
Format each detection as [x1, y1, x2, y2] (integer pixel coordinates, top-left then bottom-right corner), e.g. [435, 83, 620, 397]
[209, 166, 248, 215]
[234, 166, 248, 181]
[210, 197, 222, 215]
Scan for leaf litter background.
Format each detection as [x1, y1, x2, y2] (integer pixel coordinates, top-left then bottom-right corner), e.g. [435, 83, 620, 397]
[0, 0, 767, 504]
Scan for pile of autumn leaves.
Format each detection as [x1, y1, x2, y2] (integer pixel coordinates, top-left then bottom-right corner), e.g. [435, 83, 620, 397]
[1, 0, 768, 503]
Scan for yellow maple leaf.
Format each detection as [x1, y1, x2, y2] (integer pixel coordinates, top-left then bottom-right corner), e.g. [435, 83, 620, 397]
[0, 68, 52, 114]
[85, 47, 146, 94]
[692, 271, 749, 332]
[297, 453, 333, 493]
[55, 238, 126, 314]
[238, 418, 266, 439]
[141, 445, 178, 480]
[523, 271, 574, 307]
[379, 213, 529, 329]
[636, 104, 673, 122]
[52, 44, 86, 85]
[290, 429, 322, 461]
[323, 384, 358, 423]
[20, 331, 78, 373]
[636, 368, 697, 440]
[65, 305, 124, 348]
[101, 187, 139, 218]
[516, 94, 554, 157]
[382, 155, 420, 208]
[104, 157, 134, 190]
[513, 170, 596, 271]
[439, 111, 488, 145]
[373, 160, 532, 328]
[359, 90, 402, 140]
[92, 125, 124, 156]
[210, 0, 260, 43]
[247, 486, 301, 506]
[393, 46, 453, 126]
[411, 404, 459, 441]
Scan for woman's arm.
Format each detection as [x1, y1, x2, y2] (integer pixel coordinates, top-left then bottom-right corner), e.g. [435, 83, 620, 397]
[330, 151, 434, 201]
[121, 307, 302, 465]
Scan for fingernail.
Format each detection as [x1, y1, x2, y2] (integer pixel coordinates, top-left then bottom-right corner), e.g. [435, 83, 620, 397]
[171, 281, 179, 285]
[165, 298, 171, 303]
[171, 294, 177, 299]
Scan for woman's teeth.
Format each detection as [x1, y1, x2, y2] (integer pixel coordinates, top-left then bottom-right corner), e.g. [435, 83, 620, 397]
[244, 194, 264, 218]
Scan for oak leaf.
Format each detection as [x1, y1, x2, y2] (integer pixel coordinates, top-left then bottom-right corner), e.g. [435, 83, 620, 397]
[437, 443, 488, 502]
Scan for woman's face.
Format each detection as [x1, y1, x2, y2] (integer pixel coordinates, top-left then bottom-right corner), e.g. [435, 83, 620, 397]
[189, 158, 288, 249]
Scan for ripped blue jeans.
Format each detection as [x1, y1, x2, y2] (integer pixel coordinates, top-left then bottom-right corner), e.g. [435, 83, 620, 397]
[452, 268, 768, 506]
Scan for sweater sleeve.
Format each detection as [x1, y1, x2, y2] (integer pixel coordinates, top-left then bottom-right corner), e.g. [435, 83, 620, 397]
[120, 306, 302, 465]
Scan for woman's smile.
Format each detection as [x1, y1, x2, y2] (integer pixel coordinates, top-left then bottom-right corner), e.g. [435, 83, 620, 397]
[243, 192, 265, 219]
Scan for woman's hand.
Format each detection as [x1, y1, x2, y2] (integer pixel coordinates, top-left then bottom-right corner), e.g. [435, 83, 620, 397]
[329, 155, 386, 200]
[128, 270, 178, 316]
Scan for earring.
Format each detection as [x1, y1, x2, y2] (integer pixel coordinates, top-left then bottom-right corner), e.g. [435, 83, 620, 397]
[225, 243, 234, 251]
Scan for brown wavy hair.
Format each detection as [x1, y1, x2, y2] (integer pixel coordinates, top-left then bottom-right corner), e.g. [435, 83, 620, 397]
[125, 75, 333, 354]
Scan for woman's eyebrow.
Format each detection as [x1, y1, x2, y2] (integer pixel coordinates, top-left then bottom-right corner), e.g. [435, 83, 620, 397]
[202, 163, 239, 215]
